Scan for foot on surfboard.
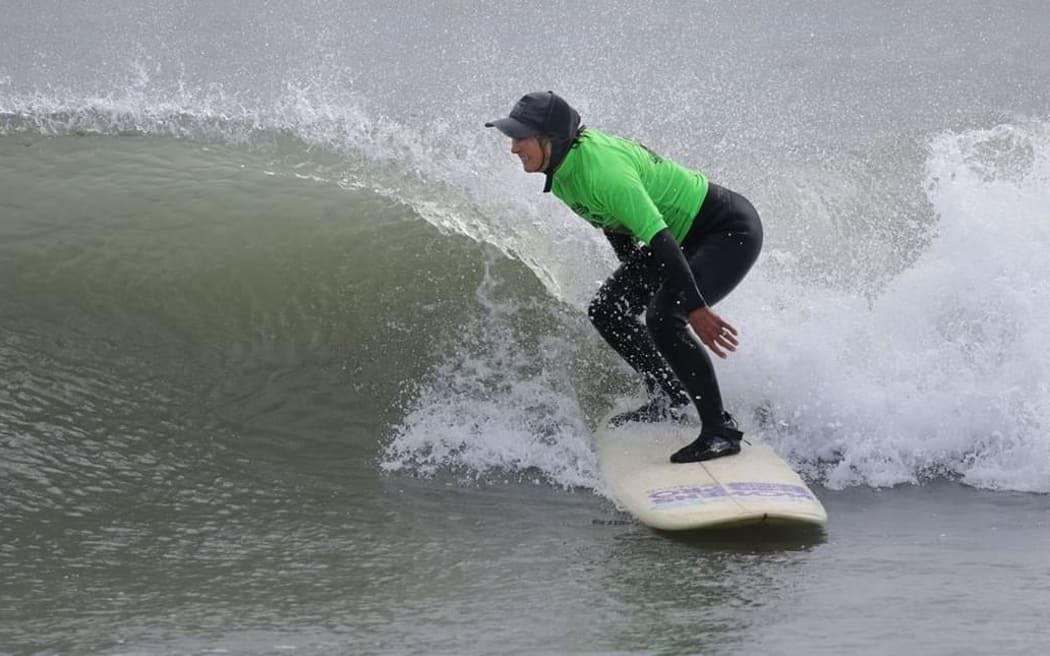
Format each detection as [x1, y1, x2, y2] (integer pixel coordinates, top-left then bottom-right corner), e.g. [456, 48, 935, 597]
[670, 413, 744, 463]
[608, 398, 689, 428]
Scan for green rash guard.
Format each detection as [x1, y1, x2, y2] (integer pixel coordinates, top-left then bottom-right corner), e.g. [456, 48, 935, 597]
[549, 129, 708, 245]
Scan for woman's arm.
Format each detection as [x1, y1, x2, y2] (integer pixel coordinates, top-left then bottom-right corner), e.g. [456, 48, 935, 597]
[649, 228, 739, 358]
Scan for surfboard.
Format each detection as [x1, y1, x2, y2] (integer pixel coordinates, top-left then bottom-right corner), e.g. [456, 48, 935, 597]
[595, 415, 827, 531]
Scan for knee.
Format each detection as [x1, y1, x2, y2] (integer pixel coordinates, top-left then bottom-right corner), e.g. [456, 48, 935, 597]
[643, 301, 660, 333]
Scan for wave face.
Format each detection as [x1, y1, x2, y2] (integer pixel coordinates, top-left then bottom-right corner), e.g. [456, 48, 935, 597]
[2, 2, 1050, 494]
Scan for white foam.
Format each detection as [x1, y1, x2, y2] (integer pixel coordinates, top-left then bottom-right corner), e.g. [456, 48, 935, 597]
[379, 256, 599, 490]
[731, 121, 1050, 491]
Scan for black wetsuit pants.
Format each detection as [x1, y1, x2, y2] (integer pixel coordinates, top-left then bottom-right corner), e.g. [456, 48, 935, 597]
[587, 184, 764, 426]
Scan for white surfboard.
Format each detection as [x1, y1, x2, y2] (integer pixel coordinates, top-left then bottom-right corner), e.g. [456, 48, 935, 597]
[596, 416, 827, 531]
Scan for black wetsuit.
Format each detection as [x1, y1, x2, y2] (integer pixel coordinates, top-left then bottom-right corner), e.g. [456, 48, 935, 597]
[587, 183, 763, 425]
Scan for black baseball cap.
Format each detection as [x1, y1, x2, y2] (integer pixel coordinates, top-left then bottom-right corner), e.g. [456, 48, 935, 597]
[485, 91, 578, 140]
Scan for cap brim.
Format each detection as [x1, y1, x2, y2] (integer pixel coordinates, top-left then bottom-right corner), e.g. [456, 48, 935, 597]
[484, 117, 541, 138]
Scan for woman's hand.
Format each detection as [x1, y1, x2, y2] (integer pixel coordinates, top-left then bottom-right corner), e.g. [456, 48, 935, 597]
[688, 307, 739, 358]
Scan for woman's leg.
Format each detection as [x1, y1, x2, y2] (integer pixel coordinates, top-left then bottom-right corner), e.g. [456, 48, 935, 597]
[646, 186, 764, 427]
[588, 252, 692, 411]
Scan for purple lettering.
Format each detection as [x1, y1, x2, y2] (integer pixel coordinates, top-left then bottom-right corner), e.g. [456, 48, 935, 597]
[727, 482, 814, 500]
[647, 484, 729, 508]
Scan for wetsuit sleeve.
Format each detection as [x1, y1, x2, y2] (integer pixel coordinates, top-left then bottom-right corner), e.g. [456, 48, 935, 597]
[649, 228, 707, 312]
[603, 230, 639, 262]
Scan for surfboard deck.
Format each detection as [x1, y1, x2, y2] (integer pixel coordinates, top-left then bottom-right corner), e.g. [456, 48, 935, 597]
[596, 416, 827, 531]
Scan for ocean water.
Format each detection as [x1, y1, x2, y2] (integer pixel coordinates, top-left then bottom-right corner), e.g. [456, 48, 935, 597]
[2, 2, 1050, 654]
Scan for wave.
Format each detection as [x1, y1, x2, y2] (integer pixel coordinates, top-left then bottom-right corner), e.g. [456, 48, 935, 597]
[3, 82, 1049, 493]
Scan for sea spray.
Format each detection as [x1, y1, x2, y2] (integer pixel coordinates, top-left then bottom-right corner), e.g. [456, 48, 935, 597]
[381, 253, 599, 489]
[732, 121, 1050, 491]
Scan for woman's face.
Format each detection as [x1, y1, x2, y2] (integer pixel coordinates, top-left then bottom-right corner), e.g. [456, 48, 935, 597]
[510, 136, 550, 173]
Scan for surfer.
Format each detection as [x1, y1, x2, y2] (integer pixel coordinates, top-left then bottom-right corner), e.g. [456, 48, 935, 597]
[486, 91, 763, 463]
